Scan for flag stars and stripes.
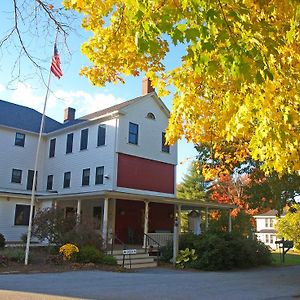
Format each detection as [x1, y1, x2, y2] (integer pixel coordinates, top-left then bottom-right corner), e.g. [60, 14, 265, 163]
[51, 43, 63, 79]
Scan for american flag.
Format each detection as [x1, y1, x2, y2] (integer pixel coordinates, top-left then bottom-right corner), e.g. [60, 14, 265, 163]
[51, 43, 63, 79]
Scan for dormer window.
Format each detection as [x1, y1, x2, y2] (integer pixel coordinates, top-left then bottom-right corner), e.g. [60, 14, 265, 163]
[146, 112, 156, 120]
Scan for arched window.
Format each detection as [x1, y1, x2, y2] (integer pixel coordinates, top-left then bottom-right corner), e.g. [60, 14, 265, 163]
[146, 112, 156, 120]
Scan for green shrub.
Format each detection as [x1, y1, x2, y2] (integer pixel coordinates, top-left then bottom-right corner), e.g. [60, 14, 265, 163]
[76, 245, 104, 263]
[62, 223, 103, 249]
[101, 255, 117, 265]
[3, 248, 31, 263]
[178, 232, 272, 271]
[20, 233, 28, 244]
[0, 233, 5, 249]
[176, 248, 197, 269]
[160, 241, 173, 262]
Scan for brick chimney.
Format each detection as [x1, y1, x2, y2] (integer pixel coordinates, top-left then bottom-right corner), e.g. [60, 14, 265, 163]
[64, 107, 76, 123]
[142, 77, 155, 95]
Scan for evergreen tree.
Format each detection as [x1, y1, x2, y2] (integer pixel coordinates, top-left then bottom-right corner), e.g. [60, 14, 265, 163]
[177, 162, 206, 201]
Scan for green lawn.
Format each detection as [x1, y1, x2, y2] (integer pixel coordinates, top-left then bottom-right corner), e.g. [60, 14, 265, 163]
[272, 252, 300, 265]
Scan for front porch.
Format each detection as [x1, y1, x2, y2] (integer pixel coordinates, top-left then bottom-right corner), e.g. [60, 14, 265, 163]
[40, 190, 235, 252]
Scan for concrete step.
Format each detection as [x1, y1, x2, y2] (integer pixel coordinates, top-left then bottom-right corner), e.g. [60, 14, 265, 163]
[123, 262, 157, 269]
[114, 253, 151, 260]
[116, 257, 155, 265]
[109, 247, 158, 269]
[109, 248, 146, 256]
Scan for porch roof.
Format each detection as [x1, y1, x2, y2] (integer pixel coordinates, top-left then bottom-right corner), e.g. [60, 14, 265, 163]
[38, 190, 235, 210]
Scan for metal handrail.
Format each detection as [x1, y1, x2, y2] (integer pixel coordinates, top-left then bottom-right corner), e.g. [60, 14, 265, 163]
[110, 233, 127, 255]
[144, 233, 161, 263]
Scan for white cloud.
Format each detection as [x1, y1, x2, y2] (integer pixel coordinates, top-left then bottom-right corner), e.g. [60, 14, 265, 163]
[0, 81, 124, 122]
[10, 82, 44, 112]
[49, 90, 124, 118]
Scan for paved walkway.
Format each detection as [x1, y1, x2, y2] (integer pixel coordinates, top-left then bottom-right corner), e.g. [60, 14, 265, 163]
[0, 266, 300, 300]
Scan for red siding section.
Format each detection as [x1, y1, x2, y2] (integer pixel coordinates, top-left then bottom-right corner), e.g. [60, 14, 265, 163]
[115, 200, 144, 243]
[117, 153, 175, 194]
[148, 203, 174, 233]
[115, 200, 174, 243]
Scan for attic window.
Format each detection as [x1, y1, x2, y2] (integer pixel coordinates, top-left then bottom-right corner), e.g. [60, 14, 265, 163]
[146, 112, 156, 120]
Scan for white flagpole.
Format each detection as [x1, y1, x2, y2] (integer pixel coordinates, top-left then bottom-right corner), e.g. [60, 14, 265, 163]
[25, 30, 59, 265]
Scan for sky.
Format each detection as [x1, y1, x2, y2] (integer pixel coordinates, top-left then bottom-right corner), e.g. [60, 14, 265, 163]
[0, 1, 198, 183]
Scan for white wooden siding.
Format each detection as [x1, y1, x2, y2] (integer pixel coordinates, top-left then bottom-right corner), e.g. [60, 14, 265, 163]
[0, 196, 41, 242]
[117, 95, 178, 166]
[43, 119, 116, 194]
[0, 127, 47, 192]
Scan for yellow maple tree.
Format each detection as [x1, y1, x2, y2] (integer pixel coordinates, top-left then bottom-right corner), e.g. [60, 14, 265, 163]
[63, 0, 300, 176]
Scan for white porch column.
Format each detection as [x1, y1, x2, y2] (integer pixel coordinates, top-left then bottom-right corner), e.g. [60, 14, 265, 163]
[173, 205, 179, 266]
[228, 209, 232, 233]
[102, 198, 109, 248]
[76, 199, 81, 225]
[143, 201, 149, 248]
[178, 205, 182, 234]
[205, 207, 209, 230]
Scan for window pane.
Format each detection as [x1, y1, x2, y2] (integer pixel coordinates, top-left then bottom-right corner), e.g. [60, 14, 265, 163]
[27, 170, 37, 190]
[47, 175, 53, 190]
[97, 125, 106, 146]
[95, 166, 104, 184]
[82, 168, 90, 186]
[63, 172, 71, 188]
[49, 138, 56, 158]
[14, 204, 33, 226]
[80, 129, 89, 150]
[162, 132, 170, 153]
[128, 122, 138, 144]
[11, 169, 22, 183]
[66, 133, 73, 154]
[15, 132, 25, 147]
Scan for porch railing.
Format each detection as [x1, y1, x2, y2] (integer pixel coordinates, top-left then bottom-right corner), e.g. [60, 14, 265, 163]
[147, 233, 174, 247]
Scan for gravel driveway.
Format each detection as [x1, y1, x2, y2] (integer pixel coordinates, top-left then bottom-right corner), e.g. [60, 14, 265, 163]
[0, 265, 300, 300]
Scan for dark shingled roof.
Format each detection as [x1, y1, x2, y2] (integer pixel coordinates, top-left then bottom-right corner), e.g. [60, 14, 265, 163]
[0, 94, 152, 134]
[0, 100, 62, 133]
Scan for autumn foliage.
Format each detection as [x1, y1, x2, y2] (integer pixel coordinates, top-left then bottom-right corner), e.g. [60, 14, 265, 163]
[64, 0, 300, 177]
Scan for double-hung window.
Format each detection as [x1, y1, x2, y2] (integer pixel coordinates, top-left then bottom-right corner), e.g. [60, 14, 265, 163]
[162, 132, 170, 153]
[66, 133, 73, 154]
[14, 204, 33, 226]
[49, 138, 56, 158]
[95, 166, 104, 185]
[63, 172, 71, 188]
[128, 122, 138, 145]
[27, 170, 37, 190]
[15, 132, 25, 147]
[11, 169, 22, 183]
[82, 168, 90, 186]
[97, 125, 106, 146]
[80, 128, 89, 150]
[47, 175, 53, 190]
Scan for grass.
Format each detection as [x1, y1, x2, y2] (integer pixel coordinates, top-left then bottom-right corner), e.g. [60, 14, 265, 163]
[272, 252, 300, 266]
